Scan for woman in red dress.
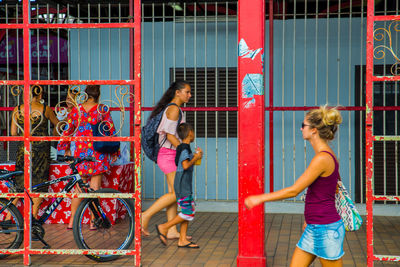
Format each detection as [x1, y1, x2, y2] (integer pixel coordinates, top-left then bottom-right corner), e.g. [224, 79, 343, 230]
[58, 85, 119, 229]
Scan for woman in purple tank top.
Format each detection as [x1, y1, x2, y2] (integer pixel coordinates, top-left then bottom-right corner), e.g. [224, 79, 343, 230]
[245, 105, 345, 267]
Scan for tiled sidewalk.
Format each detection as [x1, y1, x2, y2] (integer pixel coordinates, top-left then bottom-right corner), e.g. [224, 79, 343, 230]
[2, 212, 400, 266]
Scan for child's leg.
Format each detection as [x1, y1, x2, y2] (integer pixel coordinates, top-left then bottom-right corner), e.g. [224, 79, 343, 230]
[158, 215, 185, 235]
[177, 221, 199, 248]
[156, 215, 184, 245]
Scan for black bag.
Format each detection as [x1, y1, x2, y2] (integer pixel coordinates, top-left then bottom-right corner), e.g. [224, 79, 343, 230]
[141, 103, 182, 162]
[91, 122, 120, 154]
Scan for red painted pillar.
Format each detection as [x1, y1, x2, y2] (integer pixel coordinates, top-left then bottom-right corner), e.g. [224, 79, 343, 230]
[365, 0, 374, 266]
[237, 0, 266, 266]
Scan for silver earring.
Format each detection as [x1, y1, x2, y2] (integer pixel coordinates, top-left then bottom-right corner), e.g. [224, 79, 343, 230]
[39, 99, 45, 104]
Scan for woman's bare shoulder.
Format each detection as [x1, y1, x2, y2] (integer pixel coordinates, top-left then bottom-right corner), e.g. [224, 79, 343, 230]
[165, 104, 179, 120]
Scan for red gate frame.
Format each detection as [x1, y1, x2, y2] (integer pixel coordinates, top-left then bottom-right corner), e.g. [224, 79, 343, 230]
[0, 0, 142, 265]
[366, 0, 400, 266]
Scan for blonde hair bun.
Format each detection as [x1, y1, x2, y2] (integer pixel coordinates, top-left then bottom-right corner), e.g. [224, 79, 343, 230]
[306, 104, 342, 141]
[321, 105, 342, 126]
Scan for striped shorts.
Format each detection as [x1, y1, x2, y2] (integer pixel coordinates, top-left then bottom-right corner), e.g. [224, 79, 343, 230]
[177, 195, 195, 221]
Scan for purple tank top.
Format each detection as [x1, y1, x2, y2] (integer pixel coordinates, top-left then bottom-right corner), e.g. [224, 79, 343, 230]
[304, 151, 341, 225]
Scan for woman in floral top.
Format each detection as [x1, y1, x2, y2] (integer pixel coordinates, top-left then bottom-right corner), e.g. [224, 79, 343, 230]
[58, 85, 118, 229]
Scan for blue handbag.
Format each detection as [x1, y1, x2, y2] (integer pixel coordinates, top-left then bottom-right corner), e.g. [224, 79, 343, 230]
[91, 122, 120, 154]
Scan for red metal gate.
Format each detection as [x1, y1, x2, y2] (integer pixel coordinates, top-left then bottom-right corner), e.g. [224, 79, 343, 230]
[366, 0, 400, 265]
[0, 0, 142, 265]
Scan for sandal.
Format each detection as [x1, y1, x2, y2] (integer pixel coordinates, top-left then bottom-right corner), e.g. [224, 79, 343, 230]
[178, 241, 200, 249]
[155, 224, 167, 246]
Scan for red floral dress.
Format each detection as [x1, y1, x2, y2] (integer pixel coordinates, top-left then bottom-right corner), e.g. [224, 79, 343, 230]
[57, 104, 119, 177]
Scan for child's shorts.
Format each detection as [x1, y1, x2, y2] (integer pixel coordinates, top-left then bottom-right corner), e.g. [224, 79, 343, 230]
[296, 219, 345, 260]
[157, 147, 177, 174]
[177, 195, 195, 221]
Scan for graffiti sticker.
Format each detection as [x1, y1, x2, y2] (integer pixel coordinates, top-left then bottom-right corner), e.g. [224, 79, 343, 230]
[242, 73, 264, 108]
[239, 38, 263, 60]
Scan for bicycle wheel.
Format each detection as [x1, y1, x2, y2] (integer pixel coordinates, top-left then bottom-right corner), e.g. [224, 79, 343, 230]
[0, 199, 24, 259]
[73, 188, 135, 262]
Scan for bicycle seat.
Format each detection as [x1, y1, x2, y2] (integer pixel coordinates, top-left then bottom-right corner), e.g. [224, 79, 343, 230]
[0, 170, 23, 181]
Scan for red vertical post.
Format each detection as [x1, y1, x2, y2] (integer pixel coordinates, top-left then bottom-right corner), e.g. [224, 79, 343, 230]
[237, 0, 266, 266]
[22, 0, 32, 265]
[365, 0, 374, 266]
[133, 0, 142, 266]
[269, 0, 274, 192]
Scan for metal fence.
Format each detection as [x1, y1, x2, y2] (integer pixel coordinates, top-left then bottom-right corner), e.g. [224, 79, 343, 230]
[140, 0, 400, 205]
[0, 0, 141, 265]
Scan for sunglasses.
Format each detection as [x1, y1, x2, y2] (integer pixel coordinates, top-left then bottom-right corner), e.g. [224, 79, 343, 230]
[301, 122, 312, 129]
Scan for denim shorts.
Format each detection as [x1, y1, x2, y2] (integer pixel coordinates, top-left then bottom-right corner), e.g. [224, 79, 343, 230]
[297, 219, 345, 260]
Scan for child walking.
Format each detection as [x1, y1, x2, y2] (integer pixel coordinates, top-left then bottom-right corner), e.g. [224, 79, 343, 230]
[155, 123, 202, 248]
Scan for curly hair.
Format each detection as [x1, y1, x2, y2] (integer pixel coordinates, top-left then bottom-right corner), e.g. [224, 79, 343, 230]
[306, 105, 342, 141]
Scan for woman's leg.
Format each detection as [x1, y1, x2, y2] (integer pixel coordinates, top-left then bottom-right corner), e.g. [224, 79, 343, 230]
[68, 189, 82, 228]
[89, 174, 102, 191]
[68, 174, 102, 229]
[5, 197, 42, 220]
[88, 174, 102, 229]
[290, 247, 316, 267]
[32, 197, 43, 219]
[319, 258, 343, 267]
[164, 171, 180, 238]
[141, 171, 177, 236]
[4, 198, 20, 221]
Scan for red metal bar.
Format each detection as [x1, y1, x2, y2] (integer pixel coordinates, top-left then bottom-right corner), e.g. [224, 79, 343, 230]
[269, 0, 274, 193]
[22, 0, 31, 265]
[0, 23, 135, 29]
[373, 195, 400, 201]
[0, 107, 132, 112]
[0, 80, 136, 85]
[372, 75, 400, 82]
[0, 192, 137, 199]
[133, 0, 142, 266]
[237, 0, 266, 266]
[3, 105, 400, 113]
[141, 106, 400, 112]
[371, 15, 400, 21]
[366, 1, 374, 266]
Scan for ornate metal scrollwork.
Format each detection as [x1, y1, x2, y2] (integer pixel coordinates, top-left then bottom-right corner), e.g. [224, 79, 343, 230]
[10, 85, 133, 137]
[56, 85, 134, 137]
[54, 85, 87, 136]
[373, 20, 400, 76]
[96, 85, 134, 137]
[11, 85, 45, 135]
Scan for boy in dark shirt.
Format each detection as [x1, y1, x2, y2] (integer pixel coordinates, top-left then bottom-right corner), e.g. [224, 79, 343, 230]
[155, 123, 203, 248]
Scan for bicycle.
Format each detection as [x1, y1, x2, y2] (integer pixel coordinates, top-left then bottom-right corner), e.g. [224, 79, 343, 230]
[0, 155, 135, 262]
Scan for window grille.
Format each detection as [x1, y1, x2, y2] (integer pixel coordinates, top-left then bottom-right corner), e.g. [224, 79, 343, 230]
[172, 67, 237, 138]
[355, 65, 400, 203]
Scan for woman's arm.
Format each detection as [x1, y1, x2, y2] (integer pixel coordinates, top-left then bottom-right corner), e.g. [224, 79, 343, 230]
[166, 133, 181, 148]
[245, 153, 329, 209]
[165, 105, 181, 148]
[46, 106, 60, 136]
[10, 107, 19, 136]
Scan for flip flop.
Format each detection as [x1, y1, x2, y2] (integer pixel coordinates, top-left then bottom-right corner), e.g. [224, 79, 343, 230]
[178, 241, 200, 249]
[155, 224, 167, 246]
[66, 226, 73, 230]
[167, 235, 192, 240]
